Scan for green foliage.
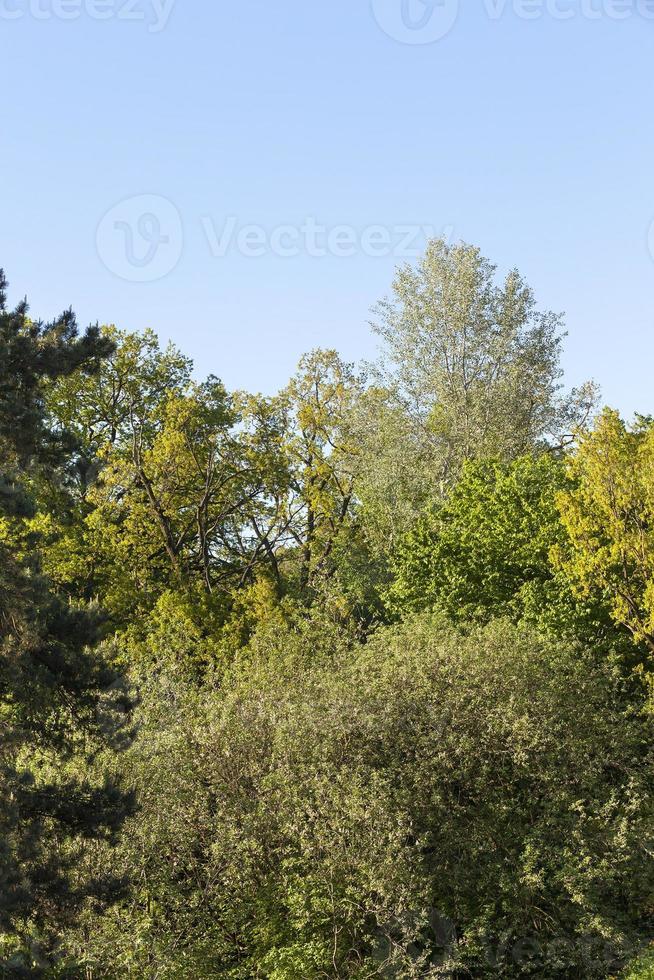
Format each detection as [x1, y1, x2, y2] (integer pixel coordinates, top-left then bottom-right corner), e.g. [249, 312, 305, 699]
[622, 949, 654, 979]
[354, 239, 597, 555]
[556, 408, 654, 656]
[0, 273, 128, 968]
[387, 455, 566, 620]
[386, 454, 623, 651]
[279, 349, 364, 595]
[3, 246, 654, 978]
[0, 272, 112, 475]
[42, 336, 367, 628]
[69, 617, 654, 978]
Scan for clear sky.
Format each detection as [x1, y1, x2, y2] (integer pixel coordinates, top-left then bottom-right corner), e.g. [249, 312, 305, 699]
[1, 1, 653, 414]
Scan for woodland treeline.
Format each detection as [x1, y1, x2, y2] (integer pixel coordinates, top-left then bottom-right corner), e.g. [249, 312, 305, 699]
[1, 240, 654, 978]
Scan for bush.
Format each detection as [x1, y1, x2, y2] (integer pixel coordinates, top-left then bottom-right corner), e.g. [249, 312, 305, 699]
[75, 617, 654, 977]
[622, 949, 654, 979]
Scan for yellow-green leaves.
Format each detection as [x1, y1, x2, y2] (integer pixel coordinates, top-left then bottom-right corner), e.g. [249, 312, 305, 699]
[556, 409, 654, 655]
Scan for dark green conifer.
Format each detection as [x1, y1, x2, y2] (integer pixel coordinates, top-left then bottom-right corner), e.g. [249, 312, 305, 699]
[0, 272, 127, 973]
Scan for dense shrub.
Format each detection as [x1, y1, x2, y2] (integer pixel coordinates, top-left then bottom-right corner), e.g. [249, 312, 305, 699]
[72, 617, 654, 977]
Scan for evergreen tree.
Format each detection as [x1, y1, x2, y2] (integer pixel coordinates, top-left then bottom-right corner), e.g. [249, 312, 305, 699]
[0, 271, 127, 973]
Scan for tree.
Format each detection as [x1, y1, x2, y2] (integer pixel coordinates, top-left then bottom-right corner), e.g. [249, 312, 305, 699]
[0, 272, 126, 970]
[42, 330, 291, 623]
[70, 615, 654, 978]
[386, 455, 565, 621]
[6, 254, 652, 977]
[355, 239, 597, 550]
[278, 349, 364, 596]
[556, 408, 654, 657]
[385, 453, 623, 650]
[622, 948, 654, 979]
[35, 327, 193, 609]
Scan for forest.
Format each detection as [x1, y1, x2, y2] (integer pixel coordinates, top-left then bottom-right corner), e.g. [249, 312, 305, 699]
[1, 238, 653, 979]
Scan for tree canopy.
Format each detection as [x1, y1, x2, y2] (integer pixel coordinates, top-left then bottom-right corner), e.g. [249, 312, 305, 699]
[1, 245, 652, 978]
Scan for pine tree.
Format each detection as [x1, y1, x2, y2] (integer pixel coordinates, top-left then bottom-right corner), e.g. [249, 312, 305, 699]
[0, 271, 127, 974]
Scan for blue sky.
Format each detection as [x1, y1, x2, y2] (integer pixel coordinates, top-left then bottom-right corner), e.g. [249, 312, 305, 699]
[1, 1, 653, 414]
